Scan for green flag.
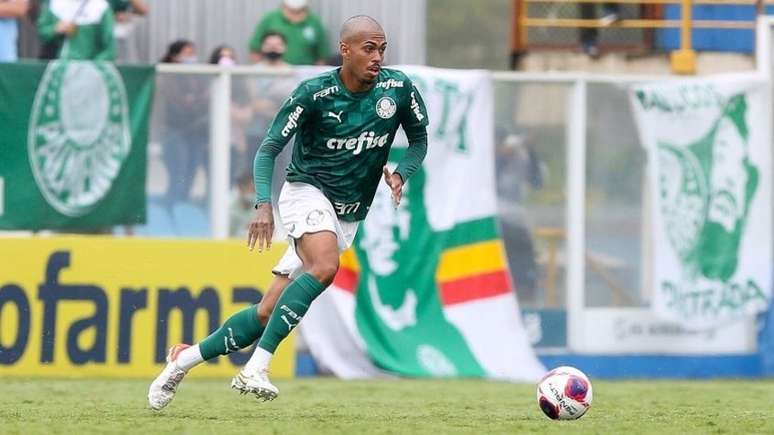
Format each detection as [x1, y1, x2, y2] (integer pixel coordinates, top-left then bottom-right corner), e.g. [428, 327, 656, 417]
[0, 61, 154, 230]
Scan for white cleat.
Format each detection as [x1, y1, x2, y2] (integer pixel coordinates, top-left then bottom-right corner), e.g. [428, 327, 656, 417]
[148, 344, 190, 410]
[231, 369, 279, 402]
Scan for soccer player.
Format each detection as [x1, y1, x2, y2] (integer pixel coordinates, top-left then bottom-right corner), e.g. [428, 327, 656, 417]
[148, 15, 429, 410]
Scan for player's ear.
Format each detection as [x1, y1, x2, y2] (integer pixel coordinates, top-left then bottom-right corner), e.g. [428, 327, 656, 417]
[340, 41, 349, 61]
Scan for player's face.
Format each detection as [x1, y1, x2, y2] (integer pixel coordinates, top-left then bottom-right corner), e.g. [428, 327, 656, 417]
[342, 32, 386, 84]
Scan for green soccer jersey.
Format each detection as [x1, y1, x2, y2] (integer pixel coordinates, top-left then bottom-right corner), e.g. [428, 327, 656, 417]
[254, 67, 430, 222]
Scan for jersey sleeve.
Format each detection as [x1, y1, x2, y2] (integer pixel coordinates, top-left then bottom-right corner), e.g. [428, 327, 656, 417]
[253, 84, 314, 204]
[395, 78, 430, 182]
[399, 78, 430, 130]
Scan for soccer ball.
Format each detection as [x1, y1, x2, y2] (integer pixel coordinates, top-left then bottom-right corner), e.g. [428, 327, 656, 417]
[536, 366, 593, 420]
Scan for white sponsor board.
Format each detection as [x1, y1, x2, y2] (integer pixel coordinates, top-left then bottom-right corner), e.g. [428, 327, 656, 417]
[575, 308, 756, 354]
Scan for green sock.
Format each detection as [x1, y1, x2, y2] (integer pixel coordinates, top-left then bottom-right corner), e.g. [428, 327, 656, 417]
[199, 305, 264, 360]
[257, 273, 326, 353]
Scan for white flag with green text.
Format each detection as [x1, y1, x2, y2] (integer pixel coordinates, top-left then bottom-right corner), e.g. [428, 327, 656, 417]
[630, 75, 772, 330]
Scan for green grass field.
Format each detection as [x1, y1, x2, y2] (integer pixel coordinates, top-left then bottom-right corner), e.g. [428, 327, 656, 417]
[1, 378, 773, 434]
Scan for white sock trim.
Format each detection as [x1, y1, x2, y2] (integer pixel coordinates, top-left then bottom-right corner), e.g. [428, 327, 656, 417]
[176, 344, 204, 372]
[243, 346, 273, 374]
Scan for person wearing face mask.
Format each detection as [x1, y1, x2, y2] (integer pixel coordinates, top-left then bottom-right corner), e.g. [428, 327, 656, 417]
[209, 45, 237, 66]
[254, 31, 289, 69]
[248, 0, 328, 65]
[157, 40, 210, 217]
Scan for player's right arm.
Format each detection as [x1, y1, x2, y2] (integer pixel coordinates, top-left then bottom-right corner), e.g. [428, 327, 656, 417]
[248, 85, 312, 252]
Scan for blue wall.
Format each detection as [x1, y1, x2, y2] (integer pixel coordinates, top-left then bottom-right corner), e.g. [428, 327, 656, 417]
[656, 6, 774, 53]
[538, 354, 762, 378]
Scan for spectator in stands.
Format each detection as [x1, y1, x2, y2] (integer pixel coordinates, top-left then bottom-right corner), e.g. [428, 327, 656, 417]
[209, 44, 237, 66]
[158, 40, 209, 208]
[37, 0, 116, 60]
[109, 0, 148, 63]
[248, 0, 328, 65]
[0, 0, 29, 62]
[253, 31, 290, 69]
[579, 3, 620, 58]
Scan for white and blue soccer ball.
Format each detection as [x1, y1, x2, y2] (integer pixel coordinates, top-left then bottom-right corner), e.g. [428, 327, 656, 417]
[536, 366, 593, 420]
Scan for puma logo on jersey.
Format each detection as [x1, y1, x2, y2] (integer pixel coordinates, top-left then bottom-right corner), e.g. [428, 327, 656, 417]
[326, 131, 390, 155]
[281, 105, 304, 137]
[328, 111, 343, 123]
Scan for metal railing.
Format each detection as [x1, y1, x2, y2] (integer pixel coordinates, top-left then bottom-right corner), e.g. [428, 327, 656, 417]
[512, 0, 772, 73]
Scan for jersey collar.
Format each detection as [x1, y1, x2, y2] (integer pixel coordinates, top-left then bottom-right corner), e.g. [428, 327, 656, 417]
[333, 67, 378, 99]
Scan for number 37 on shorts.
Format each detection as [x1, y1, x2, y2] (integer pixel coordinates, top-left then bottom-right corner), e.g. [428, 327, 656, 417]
[333, 201, 361, 216]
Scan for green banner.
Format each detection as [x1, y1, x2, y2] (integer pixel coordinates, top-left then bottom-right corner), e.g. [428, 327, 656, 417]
[0, 61, 154, 230]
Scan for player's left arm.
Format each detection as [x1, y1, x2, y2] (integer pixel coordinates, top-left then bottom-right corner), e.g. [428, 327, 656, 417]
[384, 79, 430, 205]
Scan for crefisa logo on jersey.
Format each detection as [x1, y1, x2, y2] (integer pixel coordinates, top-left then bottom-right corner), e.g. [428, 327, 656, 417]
[28, 61, 131, 217]
[376, 79, 404, 90]
[376, 96, 397, 119]
[410, 91, 425, 122]
[282, 105, 304, 137]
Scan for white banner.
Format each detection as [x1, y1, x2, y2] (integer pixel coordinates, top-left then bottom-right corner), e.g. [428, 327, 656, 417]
[630, 74, 772, 330]
[575, 308, 756, 354]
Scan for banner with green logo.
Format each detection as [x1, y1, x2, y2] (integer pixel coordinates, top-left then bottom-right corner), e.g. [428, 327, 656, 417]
[0, 61, 154, 230]
[630, 75, 772, 330]
[301, 66, 545, 381]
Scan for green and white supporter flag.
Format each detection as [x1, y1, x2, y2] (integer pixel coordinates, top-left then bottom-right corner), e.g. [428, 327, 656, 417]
[38, 0, 116, 61]
[630, 75, 772, 329]
[0, 61, 154, 230]
[301, 66, 545, 381]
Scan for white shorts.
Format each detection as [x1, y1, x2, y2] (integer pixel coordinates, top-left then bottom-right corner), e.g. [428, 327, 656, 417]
[271, 182, 359, 279]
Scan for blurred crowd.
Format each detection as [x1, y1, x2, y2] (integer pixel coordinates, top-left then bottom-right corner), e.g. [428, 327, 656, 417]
[0, 0, 332, 64]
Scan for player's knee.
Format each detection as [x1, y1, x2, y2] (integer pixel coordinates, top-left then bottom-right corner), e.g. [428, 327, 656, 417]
[308, 259, 339, 286]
